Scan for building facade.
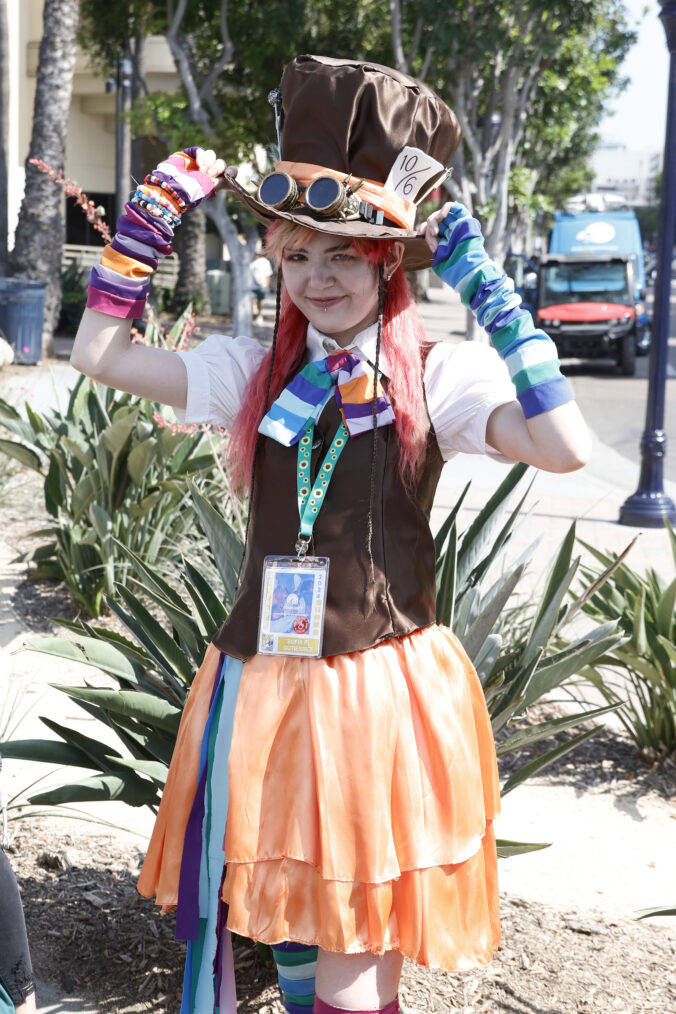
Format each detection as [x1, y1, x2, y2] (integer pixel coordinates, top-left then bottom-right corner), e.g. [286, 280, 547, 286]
[591, 142, 661, 207]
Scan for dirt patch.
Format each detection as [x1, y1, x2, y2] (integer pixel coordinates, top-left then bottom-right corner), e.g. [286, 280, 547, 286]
[6, 819, 676, 1014]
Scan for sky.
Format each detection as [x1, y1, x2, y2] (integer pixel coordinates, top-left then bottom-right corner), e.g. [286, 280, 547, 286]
[599, 0, 669, 151]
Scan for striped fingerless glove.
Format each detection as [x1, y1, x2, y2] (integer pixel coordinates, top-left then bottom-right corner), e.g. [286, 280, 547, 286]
[86, 147, 217, 320]
[432, 203, 574, 419]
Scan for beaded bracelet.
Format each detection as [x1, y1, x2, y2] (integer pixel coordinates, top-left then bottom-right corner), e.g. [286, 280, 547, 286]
[132, 193, 181, 229]
[145, 173, 189, 212]
[137, 184, 182, 217]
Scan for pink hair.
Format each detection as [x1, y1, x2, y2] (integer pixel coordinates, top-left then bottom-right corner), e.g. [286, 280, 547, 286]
[228, 222, 429, 492]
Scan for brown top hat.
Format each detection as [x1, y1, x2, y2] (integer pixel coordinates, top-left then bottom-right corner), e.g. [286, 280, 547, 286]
[223, 55, 460, 271]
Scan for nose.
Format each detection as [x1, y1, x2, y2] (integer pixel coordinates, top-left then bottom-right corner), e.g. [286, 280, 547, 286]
[309, 260, 334, 289]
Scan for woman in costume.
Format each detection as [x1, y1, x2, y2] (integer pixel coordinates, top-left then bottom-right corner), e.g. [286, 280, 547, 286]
[72, 55, 589, 1014]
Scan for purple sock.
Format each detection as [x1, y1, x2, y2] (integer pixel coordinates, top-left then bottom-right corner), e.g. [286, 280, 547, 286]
[314, 998, 399, 1014]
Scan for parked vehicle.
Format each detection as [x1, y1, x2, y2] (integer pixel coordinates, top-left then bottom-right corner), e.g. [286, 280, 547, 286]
[535, 209, 650, 375]
[537, 253, 640, 376]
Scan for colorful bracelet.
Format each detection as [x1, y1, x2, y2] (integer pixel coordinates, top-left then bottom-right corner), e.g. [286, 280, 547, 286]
[136, 184, 182, 217]
[132, 193, 181, 229]
[432, 203, 575, 419]
[145, 174, 189, 211]
[87, 148, 218, 320]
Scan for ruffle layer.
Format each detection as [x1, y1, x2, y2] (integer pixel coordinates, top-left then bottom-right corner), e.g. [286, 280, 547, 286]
[138, 626, 501, 971]
[223, 823, 500, 971]
[223, 627, 499, 883]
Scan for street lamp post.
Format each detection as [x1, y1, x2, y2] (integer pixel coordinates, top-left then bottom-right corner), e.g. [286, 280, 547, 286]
[619, 1, 676, 527]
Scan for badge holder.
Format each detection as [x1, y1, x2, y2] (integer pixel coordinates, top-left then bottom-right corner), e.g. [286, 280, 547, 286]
[257, 419, 349, 658]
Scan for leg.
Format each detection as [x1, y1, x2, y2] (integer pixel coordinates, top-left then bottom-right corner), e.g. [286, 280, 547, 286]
[271, 942, 318, 1014]
[315, 949, 403, 1010]
[0, 849, 36, 1013]
[15, 992, 37, 1014]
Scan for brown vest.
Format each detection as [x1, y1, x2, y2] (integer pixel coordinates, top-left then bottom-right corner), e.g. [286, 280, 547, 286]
[212, 373, 444, 660]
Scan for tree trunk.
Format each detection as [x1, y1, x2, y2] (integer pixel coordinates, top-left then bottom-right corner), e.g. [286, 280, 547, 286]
[204, 193, 257, 335]
[9, 0, 80, 352]
[0, 0, 9, 275]
[173, 204, 210, 314]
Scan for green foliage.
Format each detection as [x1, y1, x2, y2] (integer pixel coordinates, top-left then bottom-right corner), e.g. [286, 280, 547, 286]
[570, 525, 676, 756]
[3, 466, 622, 856]
[0, 335, 230, 616]
[435, 464, 624, 816]
[0, 485, 240, 810]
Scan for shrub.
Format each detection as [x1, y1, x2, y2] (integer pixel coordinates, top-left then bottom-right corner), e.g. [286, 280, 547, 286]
[0, 373, 229, 617]
[571, 524, 676, 756]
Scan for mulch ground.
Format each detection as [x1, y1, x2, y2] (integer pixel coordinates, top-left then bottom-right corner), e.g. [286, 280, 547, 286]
[7, 818, 676, 1013]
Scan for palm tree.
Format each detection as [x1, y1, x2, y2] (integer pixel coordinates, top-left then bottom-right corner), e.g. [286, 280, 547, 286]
[9, 0, 80, 352]
[0, 0, 9, 275]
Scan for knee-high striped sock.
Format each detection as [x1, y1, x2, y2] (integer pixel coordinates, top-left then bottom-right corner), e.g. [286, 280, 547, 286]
[314, 999, 399, 1014]
[271, 942, 318, 1014]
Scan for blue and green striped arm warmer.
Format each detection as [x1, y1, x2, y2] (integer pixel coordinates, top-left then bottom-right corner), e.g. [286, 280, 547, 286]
[432, 203, 575, 419]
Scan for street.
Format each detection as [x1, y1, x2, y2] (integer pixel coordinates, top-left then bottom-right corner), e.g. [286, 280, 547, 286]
[566, 284, 676, 487]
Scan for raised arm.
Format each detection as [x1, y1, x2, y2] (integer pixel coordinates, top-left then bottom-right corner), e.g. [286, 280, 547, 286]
[70, 148, 234, 410]
[421, 202, 591, 473]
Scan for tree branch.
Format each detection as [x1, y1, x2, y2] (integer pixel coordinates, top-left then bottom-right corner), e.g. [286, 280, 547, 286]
[389, 0, 407, 73]
[197, 0, 234, 112]
[406, 15, 424, 71]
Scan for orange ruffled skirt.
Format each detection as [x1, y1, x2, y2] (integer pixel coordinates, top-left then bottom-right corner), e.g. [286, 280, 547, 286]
[138, 625, 501, 971]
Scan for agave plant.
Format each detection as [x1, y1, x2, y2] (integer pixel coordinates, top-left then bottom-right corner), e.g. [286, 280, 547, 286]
[434, 464, 624, 858]
[569, 523, 676, 756]
[0, 365, 228, 617]
[0, 484, 241, 810]
[1, 467, 623, 863]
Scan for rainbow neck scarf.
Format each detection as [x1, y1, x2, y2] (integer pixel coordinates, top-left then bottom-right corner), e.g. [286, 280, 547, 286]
[259, 350, 395, 446]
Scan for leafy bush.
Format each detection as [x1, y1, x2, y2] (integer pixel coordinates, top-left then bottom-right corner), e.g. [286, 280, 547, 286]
[1, 467, 623, 861]
[0, 372, 228, 617]
[571, 524, 676, 756]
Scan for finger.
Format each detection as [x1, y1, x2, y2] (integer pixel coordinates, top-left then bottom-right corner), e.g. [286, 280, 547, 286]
[211, 158, 226, 176]
[225, 165, 238, 178]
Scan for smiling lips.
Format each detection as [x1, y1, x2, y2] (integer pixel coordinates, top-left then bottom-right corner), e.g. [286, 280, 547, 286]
[308, 297, 344, 309]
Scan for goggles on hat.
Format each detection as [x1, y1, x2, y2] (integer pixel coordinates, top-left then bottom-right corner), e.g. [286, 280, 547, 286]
[258, 171, 384, 224]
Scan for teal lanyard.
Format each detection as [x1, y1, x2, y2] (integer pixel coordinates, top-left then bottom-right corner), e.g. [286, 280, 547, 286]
[295, 418, 349, 556]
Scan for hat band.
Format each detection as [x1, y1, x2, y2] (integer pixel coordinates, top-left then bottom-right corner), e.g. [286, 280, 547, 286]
[276, 161, 416, 230]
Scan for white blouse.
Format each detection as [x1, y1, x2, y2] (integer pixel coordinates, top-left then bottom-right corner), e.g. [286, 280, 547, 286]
[174, 322, 516, 462]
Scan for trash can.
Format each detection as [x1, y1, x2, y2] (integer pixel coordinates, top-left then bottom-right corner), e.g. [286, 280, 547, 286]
[0, 278, 47, 365]
[206, 269, 232, 315]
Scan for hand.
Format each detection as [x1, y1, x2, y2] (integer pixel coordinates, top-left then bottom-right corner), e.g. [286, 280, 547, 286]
[177, 147, 238, 202]
[418, 201, 453, 254]
[195, 148, 239, 194]
[195, 147, 227, 179]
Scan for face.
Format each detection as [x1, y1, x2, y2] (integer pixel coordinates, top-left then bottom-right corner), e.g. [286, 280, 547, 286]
[280, 232, 381, 347]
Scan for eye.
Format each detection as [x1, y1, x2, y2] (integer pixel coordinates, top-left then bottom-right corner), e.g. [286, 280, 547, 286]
[283, 251, 306, 263]
[332, 252, 356, 262]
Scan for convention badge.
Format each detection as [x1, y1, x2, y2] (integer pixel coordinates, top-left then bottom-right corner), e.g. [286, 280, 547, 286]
[258, 555, 329, 658]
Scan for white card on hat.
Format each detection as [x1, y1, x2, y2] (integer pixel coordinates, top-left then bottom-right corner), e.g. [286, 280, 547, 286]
[385, 146, 445, 203]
